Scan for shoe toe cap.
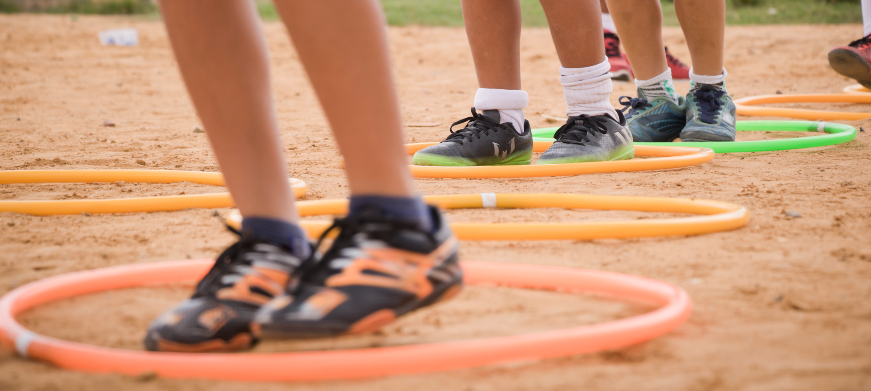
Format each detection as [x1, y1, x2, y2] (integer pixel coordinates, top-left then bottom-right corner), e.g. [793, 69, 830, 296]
[143, 298, 256, 352]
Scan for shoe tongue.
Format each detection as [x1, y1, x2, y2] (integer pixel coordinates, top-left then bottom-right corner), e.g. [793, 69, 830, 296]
[698, 84, 723, 93]
[478, 109, 502, 124]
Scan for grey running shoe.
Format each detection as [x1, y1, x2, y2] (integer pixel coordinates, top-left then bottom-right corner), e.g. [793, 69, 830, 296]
[537, 112, 634, 165]
[619, 89, 687, 142]
[412, 108, 532, 166]
[681, 84, 737, 142]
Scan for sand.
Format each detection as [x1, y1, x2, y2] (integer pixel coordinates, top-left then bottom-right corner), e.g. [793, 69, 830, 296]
[0, 15, 870, 391]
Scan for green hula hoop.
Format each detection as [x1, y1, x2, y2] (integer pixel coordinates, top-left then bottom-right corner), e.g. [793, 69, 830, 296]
[531, 121, 856, 153]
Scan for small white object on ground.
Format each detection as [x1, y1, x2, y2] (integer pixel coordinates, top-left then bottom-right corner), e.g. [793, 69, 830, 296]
[98, 29, 138, 46]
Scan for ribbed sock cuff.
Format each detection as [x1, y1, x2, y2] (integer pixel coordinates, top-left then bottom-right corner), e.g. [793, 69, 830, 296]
[241, 217, 311, 260]
[473, 88, 528, 134]
[689, 67, 727, 86]
[635, 68, 680, 104]
[560, 58, 618, 120]
[349, 194, 433, 232]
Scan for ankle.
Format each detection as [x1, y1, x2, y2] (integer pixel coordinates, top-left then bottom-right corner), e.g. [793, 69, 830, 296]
[349, 194, 433, 232]
[240, 216, 311, 260]
[561, 58, 619, 121]
[635, 68, 680, 105]
[473, 88, 528, 134]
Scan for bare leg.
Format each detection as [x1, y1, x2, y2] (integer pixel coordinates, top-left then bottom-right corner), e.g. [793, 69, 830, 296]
[540, 0, 605, 68]
[274, 0, 415, 198]
[461, 0, 522, 90]
[600, 0, 609, 15]
[674, 0, 725, 76]
[160, 0, 297, 223]
[604, 0, 668, 80]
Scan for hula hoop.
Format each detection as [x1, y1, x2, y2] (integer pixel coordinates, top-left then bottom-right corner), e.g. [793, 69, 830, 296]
[0, 259, 691, 381]
[843, 84, 871, 95]
[405, 143, 713, 178]
[225, 193, 749, 240]
[531, 121, 857, 153]
[733, 94, 871, 121]
[0, 170, 307, 216]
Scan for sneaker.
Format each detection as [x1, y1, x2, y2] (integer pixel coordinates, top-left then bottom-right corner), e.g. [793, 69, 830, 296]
[143, 233, 308, 352]
[412, 108, 532, 166]
[605, 30, 633, 82]
[536, 112, 635, 164]
[828, 34, 871, 89]
[681, 84, 737, 142]
[665, 47, 691, 81]
[619, 89, 687, 142]
[252, 205, 462, 338]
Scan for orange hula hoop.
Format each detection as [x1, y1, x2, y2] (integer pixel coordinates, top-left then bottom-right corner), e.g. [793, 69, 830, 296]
[404, 142, 713, 178]
[0, 259, 691, 381]
[734, 94, 871, 121]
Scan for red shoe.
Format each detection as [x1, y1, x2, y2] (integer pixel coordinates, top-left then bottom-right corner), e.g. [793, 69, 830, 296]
[604, 30, 633, 81]
[829, 34, 871, 89]
[665, 46, 691, 81]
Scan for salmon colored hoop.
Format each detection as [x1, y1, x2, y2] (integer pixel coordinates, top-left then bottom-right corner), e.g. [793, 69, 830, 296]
[405, 142, 713, 178]
[0, 170, 307, 216]
[225, 193, 749, 240]
[843, 84, 871, 95]
[734, 94, 871, 120]
[0, 259, 691, 381]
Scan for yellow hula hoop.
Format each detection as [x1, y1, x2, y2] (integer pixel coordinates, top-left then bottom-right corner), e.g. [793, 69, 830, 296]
[0, 170, 307, 216]
[226, 193, 749, 240]
[843, 84, 871, 95]
[734, 94, 871, 121]
[404, 142, 714, 178]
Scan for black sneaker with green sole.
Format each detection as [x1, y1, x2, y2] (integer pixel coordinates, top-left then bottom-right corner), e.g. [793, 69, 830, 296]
[412, 108, 532, 166]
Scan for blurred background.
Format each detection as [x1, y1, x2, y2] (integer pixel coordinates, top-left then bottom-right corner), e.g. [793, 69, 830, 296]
[0, 0, 862, 26]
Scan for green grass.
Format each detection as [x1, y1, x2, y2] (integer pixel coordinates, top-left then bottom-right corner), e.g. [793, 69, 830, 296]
[3, 0, 862, 26]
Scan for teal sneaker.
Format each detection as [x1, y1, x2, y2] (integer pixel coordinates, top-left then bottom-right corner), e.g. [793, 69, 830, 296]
[681, 84, 737, 142]
[619, 89, 687, 142]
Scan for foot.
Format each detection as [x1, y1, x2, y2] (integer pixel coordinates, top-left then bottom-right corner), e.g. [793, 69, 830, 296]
[619, 89, 687, 142]
[144, 234, 308, 352]
[252, 205, 462, 338]
[665, 47, 691, 81]
[536, 112, 634, 164]
[605, 30, 632, 82]
[828, 34, 871, 89]
[412, 108, 532, 166]
[681, 85, 737, 142]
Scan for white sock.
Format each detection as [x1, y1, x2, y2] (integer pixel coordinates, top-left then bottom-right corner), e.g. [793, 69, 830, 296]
[635, 68, 680, 104]
[560, 58, 618, 120]
[689, 67, 728, 90]
[863, 0, 871, 36]
[473, 88, 528, 134]
[601, 13, 617, 33]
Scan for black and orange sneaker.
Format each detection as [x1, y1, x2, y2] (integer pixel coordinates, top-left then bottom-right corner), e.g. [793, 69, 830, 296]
[143, 233, 309, 352]
[252, 205, 462, 338]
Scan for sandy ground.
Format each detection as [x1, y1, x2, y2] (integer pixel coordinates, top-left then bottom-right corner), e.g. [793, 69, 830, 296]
[1, 15, 870, 391]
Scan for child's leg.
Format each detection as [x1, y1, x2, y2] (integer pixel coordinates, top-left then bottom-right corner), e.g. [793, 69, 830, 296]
[603, 0, 668, 81]
[160, 0, 298, 225]
[674, 0, 725, 79]
[540, 0, 605, 69]
[273, 0, 415, 200]
[411, 0, 533, 167]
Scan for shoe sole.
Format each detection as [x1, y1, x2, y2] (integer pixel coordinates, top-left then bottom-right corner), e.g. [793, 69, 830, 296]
[680, 131, 735, 142]
[536, 145, 635, 165]
[610, 70, 632, 82]
[255, 272, 464, 339]
[829, 49, 871, 89]
[412, 151, 532, 166]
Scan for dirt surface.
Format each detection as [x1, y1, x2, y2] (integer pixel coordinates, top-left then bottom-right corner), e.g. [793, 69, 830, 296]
[1, 15, 871, 391]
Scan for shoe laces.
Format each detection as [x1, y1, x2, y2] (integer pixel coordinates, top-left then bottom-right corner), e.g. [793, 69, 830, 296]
[297, 207, 432, 285]
[692, 87, 726, 124]
[664, 47, 687, 69]
[192, 235, 301, 299]
[604, 32, 622, 58]
[552, 115, 610, 145]
[848, 34, 871, 49]
[444, 108, 504, 144]
[618, 96, 652, 119]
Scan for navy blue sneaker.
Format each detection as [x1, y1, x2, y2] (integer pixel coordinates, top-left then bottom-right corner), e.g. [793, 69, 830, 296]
[681, 85, 737, 142]
[619, 89, 686, 142]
